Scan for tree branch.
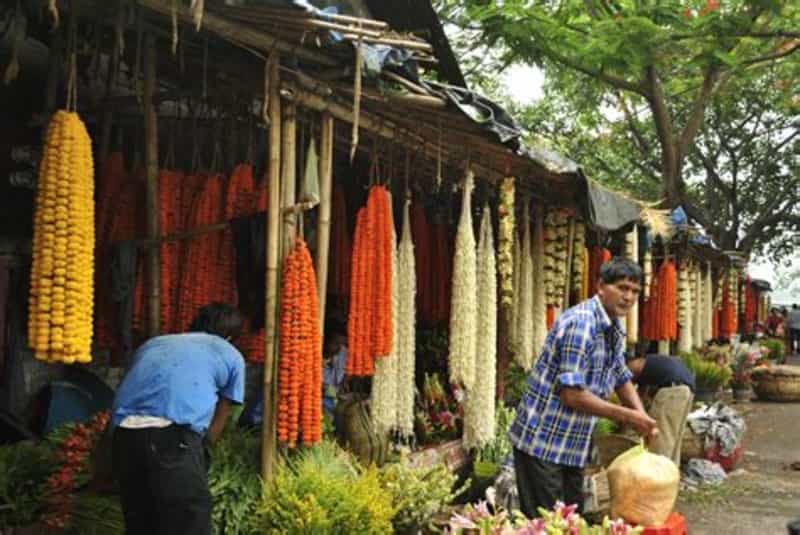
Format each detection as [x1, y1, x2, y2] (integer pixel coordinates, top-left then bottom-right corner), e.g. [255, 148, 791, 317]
[540, 46, 649, 97]
[741, 41, 800, 66]
[678, 66, 720, 160]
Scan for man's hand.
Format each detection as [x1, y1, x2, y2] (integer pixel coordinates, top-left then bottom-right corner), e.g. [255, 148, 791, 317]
[626, 410, 658, 436]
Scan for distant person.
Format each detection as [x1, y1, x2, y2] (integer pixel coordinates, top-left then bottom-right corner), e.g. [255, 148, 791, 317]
[111, 303, 245, 535]
[789, 305, 800, 354]
[767, 308, 785, 337]
[625, 349, 695, 466]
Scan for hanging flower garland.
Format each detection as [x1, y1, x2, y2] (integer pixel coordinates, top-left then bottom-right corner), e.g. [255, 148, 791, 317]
[371, 225, 399, 435]
[448, 171, 478, 390]
[395, 200, 417, 437]
[532, 205, 548, 359]
[515, 207, 534, 370]
[464, 207, 497, 450]
[497, 177, 515, 309]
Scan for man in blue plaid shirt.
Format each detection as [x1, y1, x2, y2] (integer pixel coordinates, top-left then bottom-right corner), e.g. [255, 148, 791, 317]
[509, 258, 657, 518]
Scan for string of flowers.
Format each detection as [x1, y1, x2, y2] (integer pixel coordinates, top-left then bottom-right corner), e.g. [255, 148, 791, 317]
[532, 205, 548, 360]
[371, 226, 399, 435]
[395, 199, 417, 437]
[463, 207, 497, 450]
[497, 177, 515, 310]
[515, 206, 534, 370]
[448, 171, 478, 390]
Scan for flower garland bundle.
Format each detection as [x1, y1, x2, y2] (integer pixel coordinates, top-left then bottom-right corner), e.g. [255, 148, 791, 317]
[327, 184, 352, 301]
[720, 276, 737, 339]
[159, 169, 183, 333]
[655, 260, 678, 341]
[532, 206, 548, 358]
[677, 261, 693, 353]
[448, 172, 478, 389]
[395, 201, 417, 436]
[29, 111, 95, 364]
[692, 266, 703, 347]
[347, 185, 393, 376]
[43, 411, 110, 530]
[278, 238, 322, 448]
[509, 233, 522, 352]
[497, 178, 515, 309]
[371, 228, 399, 435]
[463, 207, 497, 450]
[571, 222, 586, 300]
[515, 209, 534, 369]
[704, 265, 714, 342]
[624, 226, 639, 344]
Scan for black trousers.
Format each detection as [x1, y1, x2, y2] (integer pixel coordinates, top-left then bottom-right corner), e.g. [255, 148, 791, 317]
[513, 447, 584, 519]
[112, 425, 211, 535]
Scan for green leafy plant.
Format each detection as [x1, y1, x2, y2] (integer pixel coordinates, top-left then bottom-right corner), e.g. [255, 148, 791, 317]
[475, 405, 515, 466]
[503, 362, 529, 408]
[594, 418, 619, 437]
[681, 353, 732, 390]
[209, 427, 262, 535]
[761, 338, 785, 362]
[258, 441, 394, 534]
[67, 492, 124, 535]
[377, 460, 466, 534]
[0, 440, 56, 527]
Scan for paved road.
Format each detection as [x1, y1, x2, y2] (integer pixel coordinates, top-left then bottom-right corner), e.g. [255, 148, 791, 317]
[678, 396, 800, 534]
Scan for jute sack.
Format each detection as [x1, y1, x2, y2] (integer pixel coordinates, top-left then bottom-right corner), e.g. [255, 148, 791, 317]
[607, 443, 679, 526]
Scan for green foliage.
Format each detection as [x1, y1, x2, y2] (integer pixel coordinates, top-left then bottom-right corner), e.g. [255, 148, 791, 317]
[594, 418, 619, 437]
[208, 428, 262, 535]
[377, 461, 465, 534]
[681, 352, 733, 389]
[761, 338, 785, 362]
[502, 362, 529, 408]
[475, 405, 515, 465]
[258, 441, 394, 534]
[0, 441, 56, 527]
[67, 493, 124, 535]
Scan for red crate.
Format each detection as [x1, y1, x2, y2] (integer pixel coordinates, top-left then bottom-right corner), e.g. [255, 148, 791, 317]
[641, 512, 687, 535]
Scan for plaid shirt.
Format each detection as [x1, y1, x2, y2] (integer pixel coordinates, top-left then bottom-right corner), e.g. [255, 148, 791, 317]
[508, 296, 633, 467]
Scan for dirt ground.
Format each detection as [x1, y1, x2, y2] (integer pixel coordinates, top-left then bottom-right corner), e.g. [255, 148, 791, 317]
[677, 398, 800, 534]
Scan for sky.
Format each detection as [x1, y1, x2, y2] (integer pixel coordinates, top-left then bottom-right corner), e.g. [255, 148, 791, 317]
[500, 64, 798, 300]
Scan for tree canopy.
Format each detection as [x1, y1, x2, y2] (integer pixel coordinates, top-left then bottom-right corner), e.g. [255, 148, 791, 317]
[436, 0, 800, 259]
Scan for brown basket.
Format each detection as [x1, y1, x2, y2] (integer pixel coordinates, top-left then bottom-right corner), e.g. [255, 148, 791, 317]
[752, 365, 800, 402]
[681, 427, 704, 461]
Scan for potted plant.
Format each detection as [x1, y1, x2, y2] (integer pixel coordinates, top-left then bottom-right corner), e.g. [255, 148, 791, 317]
[730, 344, 763, 401]
[681, 353, 732, 402]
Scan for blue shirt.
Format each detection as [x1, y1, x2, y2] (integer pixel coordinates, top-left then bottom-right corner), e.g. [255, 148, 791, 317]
[111, 333, 245, 435]
[508, 296, 633, 467]
[322, 347, 348, 413]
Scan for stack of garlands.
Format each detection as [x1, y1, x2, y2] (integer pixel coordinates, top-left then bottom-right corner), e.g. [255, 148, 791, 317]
[29, 111, 95, 364]
[278, 238, 322, 448]
[348, 185, 393, 376]
[514, 208, 533, 369]
[42, 411, 110, 530]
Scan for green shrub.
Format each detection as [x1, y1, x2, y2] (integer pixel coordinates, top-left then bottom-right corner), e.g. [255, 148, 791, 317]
[258, 441, 394, 534]
[377, 461, 465, 534]
[0, 441, 56, 527]
[209, 428, 262, 535]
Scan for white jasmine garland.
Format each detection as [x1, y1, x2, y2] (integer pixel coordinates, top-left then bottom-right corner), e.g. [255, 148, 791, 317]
[464, 207, 497, 450]
[448, 171, 478, 390]
[509, 233, 522, 353]
[371, 224, 399, 435]
[516, 208, 534, 370]
[395, 200, 416, 437]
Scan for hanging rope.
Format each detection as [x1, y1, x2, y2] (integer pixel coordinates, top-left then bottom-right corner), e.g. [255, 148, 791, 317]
[350, 38, 363, 162]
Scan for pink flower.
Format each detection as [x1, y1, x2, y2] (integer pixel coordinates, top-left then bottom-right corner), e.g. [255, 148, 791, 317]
[448, 512, 478, 531]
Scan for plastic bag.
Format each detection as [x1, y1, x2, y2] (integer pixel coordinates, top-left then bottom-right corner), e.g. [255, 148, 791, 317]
[607, 442, 679, 526]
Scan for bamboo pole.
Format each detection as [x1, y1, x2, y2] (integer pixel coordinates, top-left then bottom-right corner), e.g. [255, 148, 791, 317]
[261, 52, 282, 484]
[143, 34, 161, 338]
[281, 101, 298, 254]
[215, 5, 389, 29]
[316, 113, 334, 327]
[138, 0, 339, 66]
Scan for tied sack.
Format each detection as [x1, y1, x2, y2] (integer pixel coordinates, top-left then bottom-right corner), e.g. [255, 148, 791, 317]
[607, 443, 679, 526]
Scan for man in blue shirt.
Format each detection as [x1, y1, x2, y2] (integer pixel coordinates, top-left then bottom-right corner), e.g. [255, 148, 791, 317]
[508, 258, 657, 518]
[111, 303, 245, 535]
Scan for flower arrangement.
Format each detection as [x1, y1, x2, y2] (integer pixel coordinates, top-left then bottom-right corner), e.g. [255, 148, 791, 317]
[730, 343, 764, 387]
[447, 491, 642, 535]
[414, 373, 464, 445]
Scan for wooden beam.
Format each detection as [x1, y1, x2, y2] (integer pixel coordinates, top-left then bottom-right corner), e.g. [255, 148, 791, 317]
[261, 52, 282, 484]
[138, 0, 339, 66]
[143, 33, 161, 338]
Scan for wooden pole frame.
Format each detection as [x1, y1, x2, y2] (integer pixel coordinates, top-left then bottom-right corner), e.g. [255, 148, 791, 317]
[143, 34, 161, 338]
[261, 52, 282, 483]
[316, 113, 334, 327]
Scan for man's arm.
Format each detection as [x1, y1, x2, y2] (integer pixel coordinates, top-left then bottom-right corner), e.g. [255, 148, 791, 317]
[206, 398, 233, 444]
[560, 387, 656, 436]
[616, 380, 647, 414]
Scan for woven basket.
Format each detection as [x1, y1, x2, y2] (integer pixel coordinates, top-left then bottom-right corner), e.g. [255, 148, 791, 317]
[752, 365, 800, 402]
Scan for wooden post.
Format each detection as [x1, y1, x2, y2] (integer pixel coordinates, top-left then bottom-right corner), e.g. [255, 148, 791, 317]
[261, 52, 282, 484]
[316, 113, 334, 326]
[281, 102, 298, 254]
[143, 34, 160, 338]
